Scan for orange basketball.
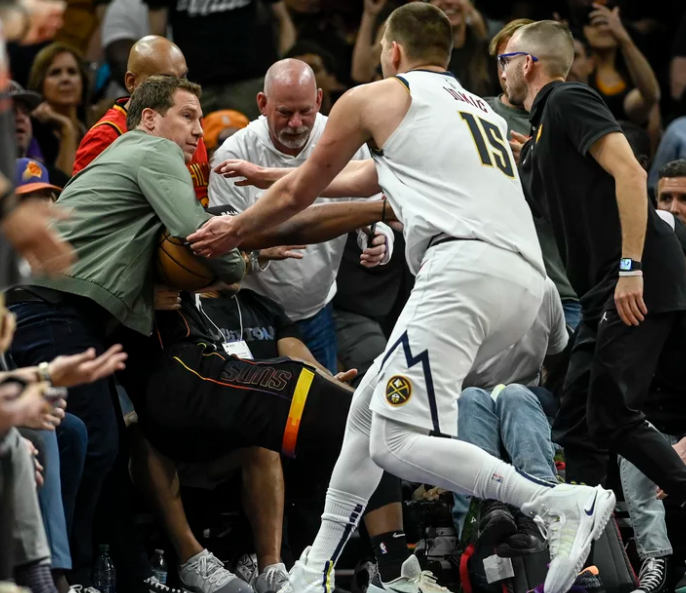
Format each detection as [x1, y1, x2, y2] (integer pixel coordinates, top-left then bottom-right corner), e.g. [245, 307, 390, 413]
[156, 229, 216, 291]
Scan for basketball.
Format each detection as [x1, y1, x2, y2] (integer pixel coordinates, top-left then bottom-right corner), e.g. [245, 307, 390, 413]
[156, 229, 216, 291]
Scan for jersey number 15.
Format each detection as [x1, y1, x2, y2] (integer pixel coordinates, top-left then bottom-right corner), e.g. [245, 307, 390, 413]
[460, 112, 515, 178]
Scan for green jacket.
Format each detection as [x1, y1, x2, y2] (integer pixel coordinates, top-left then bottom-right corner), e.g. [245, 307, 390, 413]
[32, 130, 245, 335]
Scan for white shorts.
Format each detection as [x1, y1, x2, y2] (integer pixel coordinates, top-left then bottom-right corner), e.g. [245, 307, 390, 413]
[368, 240, 545, 437]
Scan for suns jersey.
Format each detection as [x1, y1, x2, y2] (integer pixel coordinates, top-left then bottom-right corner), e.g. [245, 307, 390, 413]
[371, 70, 544, 277]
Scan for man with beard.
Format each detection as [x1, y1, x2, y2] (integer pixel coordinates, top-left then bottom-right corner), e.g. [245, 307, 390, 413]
[209, 58, 394, 373]
[501, 21, 686, 501]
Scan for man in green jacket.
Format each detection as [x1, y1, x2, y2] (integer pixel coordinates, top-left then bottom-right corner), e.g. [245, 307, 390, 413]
[4, 75, 246, 591]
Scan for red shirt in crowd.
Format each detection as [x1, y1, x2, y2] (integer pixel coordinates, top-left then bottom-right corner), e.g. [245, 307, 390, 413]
[73, 98, 210, 206]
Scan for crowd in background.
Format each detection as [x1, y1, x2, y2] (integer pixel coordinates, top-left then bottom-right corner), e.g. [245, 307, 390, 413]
[1, 1, 686, 593]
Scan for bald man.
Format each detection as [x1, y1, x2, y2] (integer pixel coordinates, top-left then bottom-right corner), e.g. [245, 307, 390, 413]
[74, 35, 211, 205]
[209, 58, 394, 373]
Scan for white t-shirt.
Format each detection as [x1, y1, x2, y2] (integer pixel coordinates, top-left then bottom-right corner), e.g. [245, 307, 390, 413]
[208, 113, 394, 321]
[463, 277, 568, 390]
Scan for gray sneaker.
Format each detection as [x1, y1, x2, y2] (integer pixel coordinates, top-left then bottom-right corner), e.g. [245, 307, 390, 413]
[180, 550, 254, 593]
[255, 564, 289, 593]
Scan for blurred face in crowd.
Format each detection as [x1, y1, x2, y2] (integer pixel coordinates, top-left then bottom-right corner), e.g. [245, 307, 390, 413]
[143, 89, 203, 163]
[257, 73, 322, 156]
[42, 51, 83, 109]
[21, 189, 58, 205]
[430, 0, 464, 29]
[657, 177, 686, 224]
[583, 18, 618, 51]
[13, 102, 33, 156]
[567, 38, 594, 84]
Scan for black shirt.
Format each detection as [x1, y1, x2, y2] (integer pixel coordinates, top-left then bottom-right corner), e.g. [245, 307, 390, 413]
[142, 0, 279, 86]
[520, 81, 686, 319]
[199, 289, 301, 360]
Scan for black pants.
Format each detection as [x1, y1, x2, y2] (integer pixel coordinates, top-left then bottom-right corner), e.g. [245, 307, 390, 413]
[553, 309, 686, 500]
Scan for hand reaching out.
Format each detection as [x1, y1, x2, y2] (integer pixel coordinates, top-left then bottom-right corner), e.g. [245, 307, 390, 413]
[334, 368, 358, 384]
[154, 285, 182, 311]
[258, 245, 307, 262]
[48, 345, 128, 387]
[213, 159, 274, 189]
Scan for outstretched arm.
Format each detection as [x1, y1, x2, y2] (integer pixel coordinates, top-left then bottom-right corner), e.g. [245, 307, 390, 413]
[237, 198, 391, 250]
[189, 86, 374, 257]
[213, 158, 379, 198]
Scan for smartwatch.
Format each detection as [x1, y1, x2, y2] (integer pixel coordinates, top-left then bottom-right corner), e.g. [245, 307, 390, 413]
[619, 258, 642, 277]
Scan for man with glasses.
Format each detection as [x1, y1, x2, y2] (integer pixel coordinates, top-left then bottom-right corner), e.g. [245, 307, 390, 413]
[501, 21, 686, 503]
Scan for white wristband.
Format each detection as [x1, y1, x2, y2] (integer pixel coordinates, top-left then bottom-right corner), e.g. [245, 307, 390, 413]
[619, 270, 643, 277]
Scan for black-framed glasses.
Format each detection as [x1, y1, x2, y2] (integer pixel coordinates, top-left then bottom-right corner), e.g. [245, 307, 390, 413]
[496, 52, 540, 70]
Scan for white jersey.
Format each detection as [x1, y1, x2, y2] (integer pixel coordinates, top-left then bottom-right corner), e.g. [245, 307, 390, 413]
[372, 70, 544, 276]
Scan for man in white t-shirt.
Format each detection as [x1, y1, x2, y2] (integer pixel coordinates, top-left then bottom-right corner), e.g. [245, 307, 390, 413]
[209, 59, 394, 373]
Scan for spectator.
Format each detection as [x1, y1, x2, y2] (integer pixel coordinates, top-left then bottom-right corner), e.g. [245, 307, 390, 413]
[583, 3, 660, 126]
[670, 11, 686, 116]
[73, 35, 211, 205]
[453, 278, 568, 548]
[203, 110, 250, 159]
[566, 36, 594, 84]
[144, 0, 296, 120]
[649, 117, 686, 191]
[27, 43, 89, 177]
[13, 159, 61, 204]
[656, 159, 686, 224]
[6, 76, 245, 589]
[431, 0, 497, 97]
[209, 59, 394, 373]
[488, 19, 581, 330]
[351, 0, 392, 84]
[101, 0, 151, 97]
[8, 81, 70, 188]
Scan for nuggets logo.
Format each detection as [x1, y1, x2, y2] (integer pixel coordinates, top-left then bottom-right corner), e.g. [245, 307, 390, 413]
[385, 375, 412, 407]
[22, 161, 42, 181]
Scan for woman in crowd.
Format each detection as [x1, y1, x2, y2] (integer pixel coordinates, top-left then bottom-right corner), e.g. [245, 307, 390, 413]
[27, 43, 89, 177]
[583, 3, 660, 139]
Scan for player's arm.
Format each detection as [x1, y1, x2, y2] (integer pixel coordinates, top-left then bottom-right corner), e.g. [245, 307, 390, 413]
[238, 198, 391, 250]
[278, 338, 356, 389]
[588, 131, 649, 326]
[213, 158, 380, 198]
[189, 85, 375, 257]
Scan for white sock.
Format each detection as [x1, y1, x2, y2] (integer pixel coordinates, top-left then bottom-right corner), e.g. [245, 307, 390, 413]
[306, 488, 368, 569]
[477, 460, 554, 509]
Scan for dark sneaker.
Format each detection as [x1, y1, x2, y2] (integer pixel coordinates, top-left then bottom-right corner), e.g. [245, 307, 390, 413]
[495, 510, 547, 557]
[477, 500, 517, 548]
[575, 566, 606, 593]
[632, 557, 669, 593]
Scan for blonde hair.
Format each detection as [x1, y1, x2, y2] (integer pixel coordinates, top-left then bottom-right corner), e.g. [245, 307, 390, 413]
[489, 19, 535, 57]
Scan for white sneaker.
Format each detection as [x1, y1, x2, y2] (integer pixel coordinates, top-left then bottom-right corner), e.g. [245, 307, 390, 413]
[368, 555, 452, 593]
[276, 547, 335, 593]
[180, 550, 254, 593]
[255, 563, 289, 593]
[522, 483, 616, 593]
[68, 587, 102, 593]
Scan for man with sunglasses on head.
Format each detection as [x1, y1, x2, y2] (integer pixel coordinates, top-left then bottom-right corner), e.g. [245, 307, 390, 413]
[501, 21, 686, 502]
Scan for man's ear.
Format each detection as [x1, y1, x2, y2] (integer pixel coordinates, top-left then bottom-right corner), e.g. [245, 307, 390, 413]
[257, 92, 268, 115]
[141, 107, 158, 130]
[124, 72, 136, 95]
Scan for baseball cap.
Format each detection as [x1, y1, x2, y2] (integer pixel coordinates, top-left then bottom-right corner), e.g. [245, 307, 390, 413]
[203, 110, 250, 151]
[14, 159, 62, 196]
[7, 81, 42, 111]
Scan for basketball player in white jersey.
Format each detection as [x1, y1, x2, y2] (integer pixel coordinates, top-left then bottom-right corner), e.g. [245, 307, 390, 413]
[189, 5, 616, 593]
